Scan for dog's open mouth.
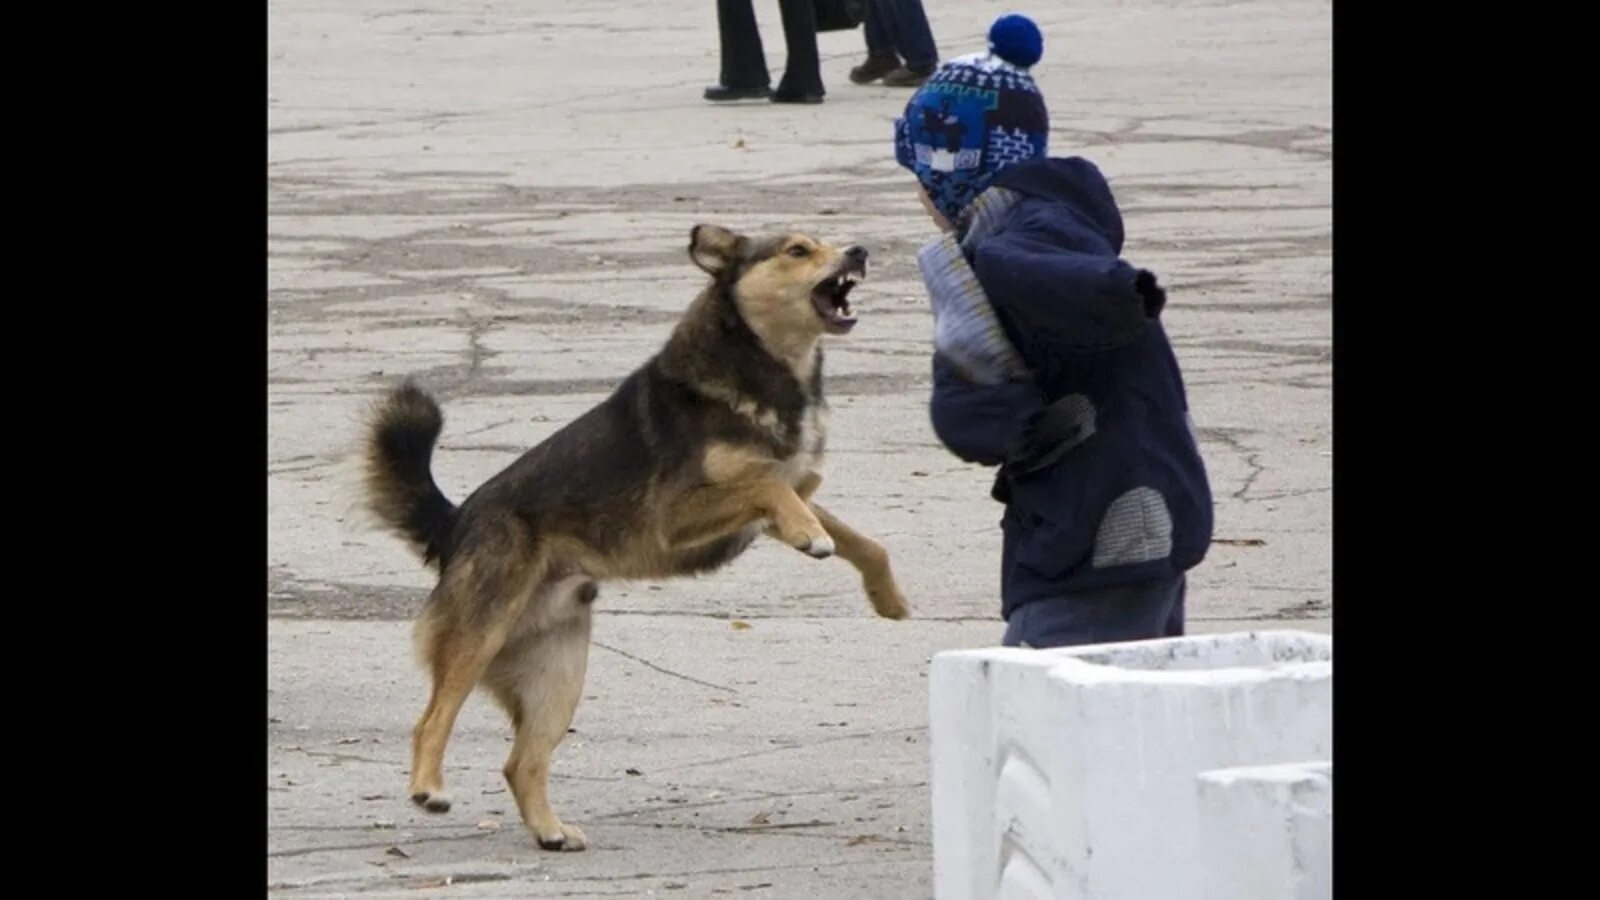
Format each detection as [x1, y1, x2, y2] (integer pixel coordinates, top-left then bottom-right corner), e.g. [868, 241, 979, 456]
[811, 255, 866, 334]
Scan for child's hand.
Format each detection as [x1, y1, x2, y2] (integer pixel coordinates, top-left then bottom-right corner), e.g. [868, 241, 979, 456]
[1135, 270, 1166, 319]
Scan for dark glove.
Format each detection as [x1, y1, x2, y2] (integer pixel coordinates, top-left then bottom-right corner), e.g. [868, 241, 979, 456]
[1135, 269, 1166, 319]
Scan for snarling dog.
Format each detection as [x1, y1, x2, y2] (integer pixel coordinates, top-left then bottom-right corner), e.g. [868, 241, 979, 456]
[362, 225, 910, 852]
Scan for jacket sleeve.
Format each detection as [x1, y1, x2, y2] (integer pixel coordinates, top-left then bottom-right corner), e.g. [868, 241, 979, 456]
[929, 354, 1048, 467]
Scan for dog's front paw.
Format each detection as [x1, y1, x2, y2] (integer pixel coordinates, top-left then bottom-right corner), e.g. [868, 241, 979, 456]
[535, 822, 588, 852]
[802, 533, 836, 558]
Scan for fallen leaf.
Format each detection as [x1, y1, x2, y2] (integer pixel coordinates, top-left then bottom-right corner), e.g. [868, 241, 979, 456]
[730, 621, 752, 630]
[361, 793, 385, 801]
[626, 767, 644, 776]
[818, 208, 839, 216]
[665, 883, 688, 890]
[846, 834, 879, 846]
[385, 846, 410, 859]
[910, 470, 929, 476]
[747, 810, 772, 825]
[732, 138, 746, 149]
[739, 884, 773, 891]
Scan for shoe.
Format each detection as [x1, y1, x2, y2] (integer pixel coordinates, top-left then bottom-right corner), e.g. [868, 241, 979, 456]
[850, 54, 902, 84]
[881, 65, 935, 88]
[704, 84, 773, 102]
[771, 90, 824, 104]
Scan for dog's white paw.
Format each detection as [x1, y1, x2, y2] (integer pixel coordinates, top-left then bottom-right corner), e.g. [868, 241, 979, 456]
[803, 534, 836, 559]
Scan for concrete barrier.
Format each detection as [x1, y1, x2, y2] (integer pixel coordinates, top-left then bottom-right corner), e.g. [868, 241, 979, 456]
[929, 631, 1331, 900]
[1196, 760, 1331, 900]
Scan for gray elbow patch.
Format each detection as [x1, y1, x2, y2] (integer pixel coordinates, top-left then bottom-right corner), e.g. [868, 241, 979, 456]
[1092, 487, 1173, 568]
[1052, 394, 1097, 452]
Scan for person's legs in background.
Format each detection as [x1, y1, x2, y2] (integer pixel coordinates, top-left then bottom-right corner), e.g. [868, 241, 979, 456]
[850, 2, 903, 84]
[706, 0, 773, 101]
[773, 0, 824, 101]
[880, 0, 939, 85]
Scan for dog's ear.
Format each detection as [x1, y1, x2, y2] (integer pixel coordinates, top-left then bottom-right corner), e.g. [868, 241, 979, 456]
[689, 225, 746, 276]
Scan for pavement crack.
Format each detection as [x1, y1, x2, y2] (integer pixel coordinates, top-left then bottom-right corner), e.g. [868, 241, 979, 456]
[651, 726, 923, 774]
[1233, 452, 1266, 500]
[268, 828, 493, 859]
[608, 818, 929, 846]
[591, 640, 737, 694]
[276, 746, 398, 767]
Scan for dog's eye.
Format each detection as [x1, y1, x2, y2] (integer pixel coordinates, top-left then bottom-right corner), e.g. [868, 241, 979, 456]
[786, 245, 810, 258]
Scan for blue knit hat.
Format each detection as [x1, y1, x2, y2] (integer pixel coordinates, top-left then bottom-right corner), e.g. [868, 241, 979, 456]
[894, 14, 1049, 223]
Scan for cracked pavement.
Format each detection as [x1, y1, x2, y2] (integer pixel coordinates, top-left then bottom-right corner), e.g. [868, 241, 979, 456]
[268, 0, 1330, 895]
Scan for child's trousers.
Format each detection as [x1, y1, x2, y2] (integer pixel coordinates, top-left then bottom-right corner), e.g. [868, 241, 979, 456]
[1001, 575, 1186, 649]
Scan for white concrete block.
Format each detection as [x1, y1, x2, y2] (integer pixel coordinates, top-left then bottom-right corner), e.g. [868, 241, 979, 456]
[929, 630, 1331, 900]
[1196, 761, 1331, 900]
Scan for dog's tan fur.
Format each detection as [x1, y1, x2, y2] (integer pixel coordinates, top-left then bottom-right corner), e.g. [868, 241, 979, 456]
[363, 225, 907, 851]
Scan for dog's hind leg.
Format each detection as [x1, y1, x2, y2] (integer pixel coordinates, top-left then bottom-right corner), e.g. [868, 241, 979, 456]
[409, 556, 539, 813]
[808, 504, 911, 620]
[487, 578, 595, 851]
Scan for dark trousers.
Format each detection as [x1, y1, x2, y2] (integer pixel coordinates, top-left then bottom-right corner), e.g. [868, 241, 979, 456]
[1001, 575, 1187, 649]
[863, 0, 939, 71]
[717, 0, 823, 95]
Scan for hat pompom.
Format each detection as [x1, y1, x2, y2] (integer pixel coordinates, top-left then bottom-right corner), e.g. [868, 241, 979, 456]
[988, 14, 1043, 68]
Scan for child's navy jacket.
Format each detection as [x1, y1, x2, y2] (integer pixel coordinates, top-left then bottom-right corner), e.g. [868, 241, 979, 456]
[927, 156, 1214, 617]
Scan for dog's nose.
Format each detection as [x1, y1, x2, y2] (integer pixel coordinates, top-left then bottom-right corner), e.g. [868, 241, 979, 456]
[845, 246, 868, 263]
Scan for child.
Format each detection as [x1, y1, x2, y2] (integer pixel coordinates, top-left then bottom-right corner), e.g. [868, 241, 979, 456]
[895, 14, 1214, 648]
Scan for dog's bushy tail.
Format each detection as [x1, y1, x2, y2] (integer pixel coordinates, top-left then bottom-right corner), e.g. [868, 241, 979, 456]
[364, 381, 457, 568]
